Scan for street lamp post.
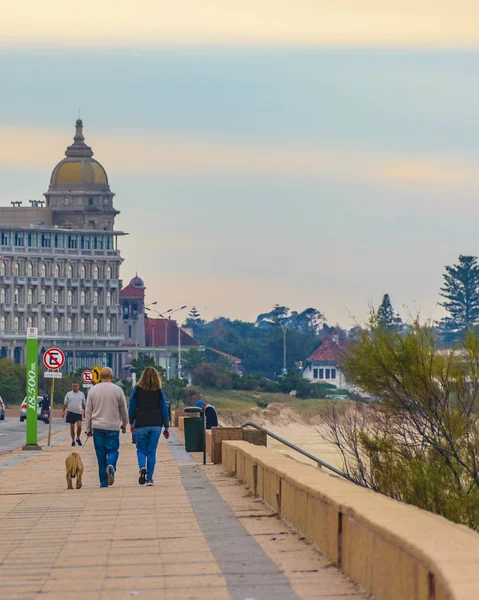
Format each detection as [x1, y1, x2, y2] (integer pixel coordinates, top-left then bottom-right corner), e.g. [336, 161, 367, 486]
[146, 305, 187, 379]
[146, 307, 172, 376]
[275, 320, 287, 374]
[169, 305, 187, 378]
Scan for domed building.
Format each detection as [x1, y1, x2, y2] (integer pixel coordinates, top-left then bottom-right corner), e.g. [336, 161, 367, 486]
[0, 120, 126, 369]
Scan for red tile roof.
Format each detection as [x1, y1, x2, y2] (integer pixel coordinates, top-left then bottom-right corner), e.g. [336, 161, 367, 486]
[308, 335, 347, 362]
[207, 348, 242, 363]
[144, 318, 199, 348]
[119, 283, 145, 298]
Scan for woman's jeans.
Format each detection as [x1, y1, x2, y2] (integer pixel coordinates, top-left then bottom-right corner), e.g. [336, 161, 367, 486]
[93, 429, 120, 487]
[136, 426, 162, 480]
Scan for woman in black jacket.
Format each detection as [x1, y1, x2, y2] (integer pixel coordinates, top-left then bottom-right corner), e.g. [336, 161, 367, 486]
[129, 367, 170, 486]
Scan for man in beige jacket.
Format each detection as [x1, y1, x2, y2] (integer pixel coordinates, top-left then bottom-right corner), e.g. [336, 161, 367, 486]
[85, 367, 128, 488]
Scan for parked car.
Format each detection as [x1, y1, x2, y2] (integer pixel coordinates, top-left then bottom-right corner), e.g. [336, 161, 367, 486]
[20, 397, 44, 422]
[0, 397, 5, 420]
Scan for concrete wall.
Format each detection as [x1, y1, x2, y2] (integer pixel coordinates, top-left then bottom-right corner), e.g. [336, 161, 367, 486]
[222, 440, 479, 600]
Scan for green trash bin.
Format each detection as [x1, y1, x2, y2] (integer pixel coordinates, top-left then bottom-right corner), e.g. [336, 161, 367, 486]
[184, 407, 204, 452]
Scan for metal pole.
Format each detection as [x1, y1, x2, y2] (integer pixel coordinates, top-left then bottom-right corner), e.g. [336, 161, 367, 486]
[47, 378, 54, 447]
[203, 407, 206, 465]
[135, 313, 138, 359]
[178, 322, 182, 379]
[165, 318, 169, 380]
[283, 325, 287, 372]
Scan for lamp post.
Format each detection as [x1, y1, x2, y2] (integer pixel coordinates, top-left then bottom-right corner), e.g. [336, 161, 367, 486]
[274, 320, 287, 374]
[146, 307, 172, 376]
[169, 305, 187, 378]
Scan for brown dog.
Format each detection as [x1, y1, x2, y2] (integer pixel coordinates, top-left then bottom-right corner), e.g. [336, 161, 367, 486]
[65, 452, 84, 490]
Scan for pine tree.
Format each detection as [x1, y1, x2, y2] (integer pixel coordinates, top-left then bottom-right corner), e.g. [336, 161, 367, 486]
[184, 306, 205, 337]
[377, 294, 402, 330]
[440, 255, 479, 340]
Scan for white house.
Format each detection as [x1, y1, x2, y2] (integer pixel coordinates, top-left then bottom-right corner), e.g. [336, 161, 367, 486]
[303, 332, 349, 389]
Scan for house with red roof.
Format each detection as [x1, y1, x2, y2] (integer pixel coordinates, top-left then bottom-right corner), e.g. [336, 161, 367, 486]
[303, 331, 349, 389]
[119, 275, 199, 378]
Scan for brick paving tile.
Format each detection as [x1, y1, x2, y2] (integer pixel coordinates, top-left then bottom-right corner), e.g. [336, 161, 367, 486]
[0, 429, 369, 600]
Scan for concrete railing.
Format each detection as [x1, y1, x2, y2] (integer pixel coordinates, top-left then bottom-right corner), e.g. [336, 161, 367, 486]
[222, 440, 479, 600]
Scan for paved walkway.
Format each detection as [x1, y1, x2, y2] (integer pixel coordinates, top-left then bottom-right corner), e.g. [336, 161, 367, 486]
[0, 430, 366, 600]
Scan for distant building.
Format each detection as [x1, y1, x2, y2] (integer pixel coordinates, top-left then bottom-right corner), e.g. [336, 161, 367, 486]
[119, 276, 198, 378]
[207, 347, 244, 375]
[0, 120, 125, 370]
[303, 332, 348, 389]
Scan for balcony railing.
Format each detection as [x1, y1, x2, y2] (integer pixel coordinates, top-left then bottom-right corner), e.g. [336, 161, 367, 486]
[56, 278, 67, 286]
[41, 277, 53, 286]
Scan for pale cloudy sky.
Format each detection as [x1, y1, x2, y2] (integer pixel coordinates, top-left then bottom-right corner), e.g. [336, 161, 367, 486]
[1, 2, 479, 325]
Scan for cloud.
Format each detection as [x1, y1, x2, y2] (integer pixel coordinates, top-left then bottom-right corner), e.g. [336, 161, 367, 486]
[2, 1, 479, 47]
[0, 124, 476, 190]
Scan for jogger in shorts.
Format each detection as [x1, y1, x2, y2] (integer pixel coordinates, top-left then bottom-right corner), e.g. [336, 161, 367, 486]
[62, 382, 86, 447]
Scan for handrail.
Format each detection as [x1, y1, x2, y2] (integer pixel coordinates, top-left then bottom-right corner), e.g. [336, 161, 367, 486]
[240, 421, 357, 484]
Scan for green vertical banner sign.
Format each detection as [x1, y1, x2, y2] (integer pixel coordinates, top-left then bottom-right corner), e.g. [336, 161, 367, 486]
[25, 327, 39, 448]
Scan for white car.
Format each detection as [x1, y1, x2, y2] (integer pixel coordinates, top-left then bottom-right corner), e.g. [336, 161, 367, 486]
[0, 396, 5, 420]
[20, 397, 44, 422]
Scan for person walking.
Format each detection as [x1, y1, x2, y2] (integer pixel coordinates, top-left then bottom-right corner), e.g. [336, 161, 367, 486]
[85, 367, 128, 488]
[62, 383, 86, 447]
[129, 366, 170, 486]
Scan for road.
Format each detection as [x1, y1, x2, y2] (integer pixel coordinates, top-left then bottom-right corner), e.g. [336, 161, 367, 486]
[0, 418, 67, 455]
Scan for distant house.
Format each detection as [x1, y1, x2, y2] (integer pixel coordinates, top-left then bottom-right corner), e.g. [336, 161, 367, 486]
[303, 332, 348, 389]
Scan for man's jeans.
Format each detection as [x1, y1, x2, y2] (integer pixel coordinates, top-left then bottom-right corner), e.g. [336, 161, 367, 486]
[93, 429, 120, 487]
[136, 426, 162, 481]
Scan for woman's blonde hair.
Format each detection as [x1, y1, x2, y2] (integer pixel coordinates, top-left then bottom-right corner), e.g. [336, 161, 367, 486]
[137, 366, 162, 392]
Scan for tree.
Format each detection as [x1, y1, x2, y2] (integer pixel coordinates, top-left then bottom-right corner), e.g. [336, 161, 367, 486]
[130, 355, 166, 380]
[184, 306, 205, 337]
[440, 255, 479, 342]
[181, 348, 205, 377]
[321, 320, 479, 529]
[376, 294, 402, 330]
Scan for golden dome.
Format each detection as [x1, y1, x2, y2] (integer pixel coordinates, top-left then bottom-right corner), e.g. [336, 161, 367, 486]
[52, 158, 108, 186]
[48, 120, 110, 190]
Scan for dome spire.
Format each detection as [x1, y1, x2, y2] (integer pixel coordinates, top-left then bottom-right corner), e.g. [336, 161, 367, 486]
[65, 118, 93, 159]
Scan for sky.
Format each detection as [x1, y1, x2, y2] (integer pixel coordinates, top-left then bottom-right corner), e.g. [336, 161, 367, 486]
[1, 2, 479, 326]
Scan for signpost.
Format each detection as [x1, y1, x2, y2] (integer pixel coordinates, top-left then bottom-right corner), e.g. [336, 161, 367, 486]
[43, 348, 65, 447]
[23, 328, 40, 451]
[82, 369, 94, 389]
[91, 365, 101, 385]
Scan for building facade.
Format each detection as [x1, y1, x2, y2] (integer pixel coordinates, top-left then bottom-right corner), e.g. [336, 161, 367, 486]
[0, 120, 125, 370]
[303, 332, 349, 389]
[119, 276, 198, 379]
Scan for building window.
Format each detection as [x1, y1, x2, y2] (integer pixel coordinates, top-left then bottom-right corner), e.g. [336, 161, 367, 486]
[53, 264, 60, 278]
[40, 263, 47, 277]
[68, 235, 77, 249]
[319, 368, 324, 379]
[14, 288, 19, 304]
[80, 318, 85, 332]
[41, 289, 46, 304]
[89, 198, 94, 206]
[331, 368, 337, 379]
[93, 290, 99, 306]
[0, 289, 5, 303]
[27, 263, 33, 277]
[27, 289, 33, 304]
[106, 291, 111, 306]
[93, 265, 99, 280]
[313, 368, 318, 379]
[67, 264, 73, 278]
[106, 318, 111, 333]
[325, 369, 331, 379]
[41, 234, 51, 248]
[67, 317, 72, 332]
[27, 233, 37, 247]
[54, 234, 64, 248]
[13, 262, 19, 277]
[106, 266, 112, 279]
[80, 265, 86, 279]
[14, 233, 24, 246]
[106, 237, 113, 250]
[0, 262, 4, 276]
[1, 232, 9, 245]
[80, 236, 91, 250]
[26, 317, 32, 329]
[93, 318, 98, 333]
[41, 317, 46, 332]
[93, 237, 103, 250]
[14, 316, 19, 331]
[54, 317, 59, 332]
[128, 325, 132, 338]
[67, 290, 73, 305]
[0, 316, 4, 330]
[80, 290, 86, 305]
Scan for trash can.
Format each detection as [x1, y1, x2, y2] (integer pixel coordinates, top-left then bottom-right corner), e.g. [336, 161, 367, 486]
[183, 407, 204, 452]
